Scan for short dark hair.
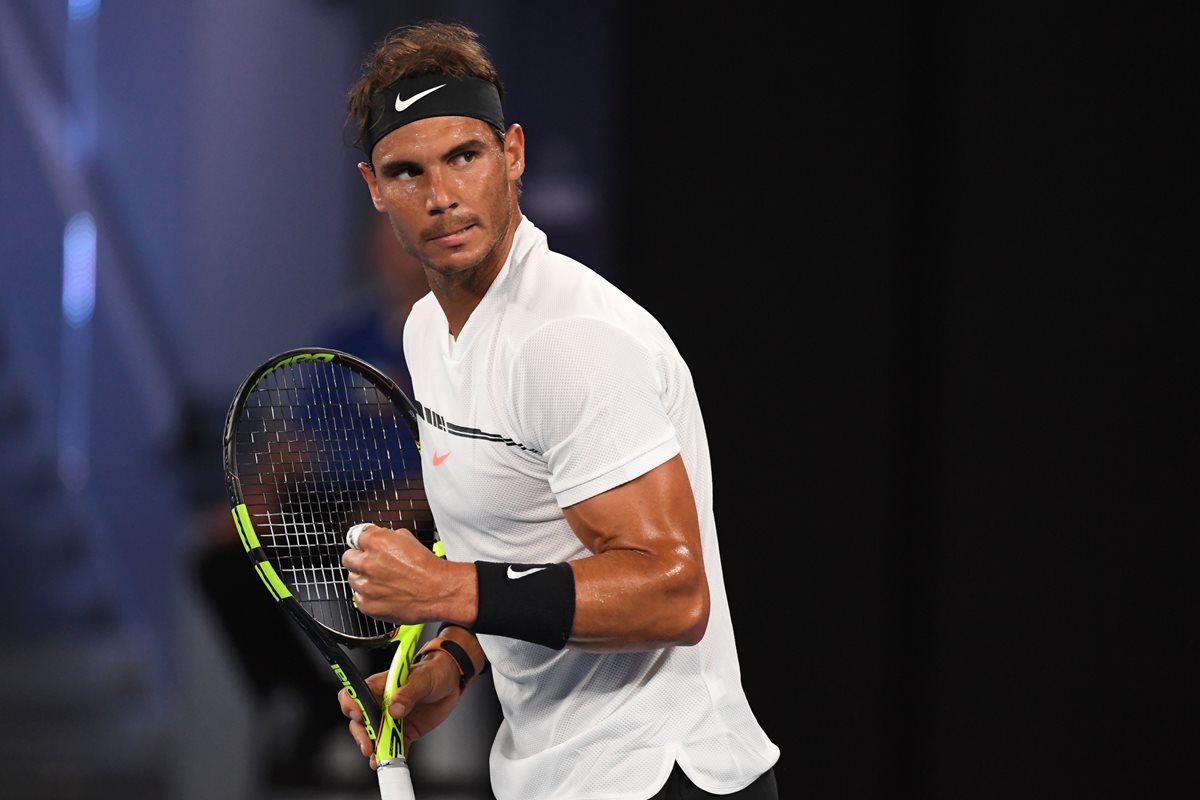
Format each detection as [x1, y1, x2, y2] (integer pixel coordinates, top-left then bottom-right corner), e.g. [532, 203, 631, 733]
[346, 21, 505, 152]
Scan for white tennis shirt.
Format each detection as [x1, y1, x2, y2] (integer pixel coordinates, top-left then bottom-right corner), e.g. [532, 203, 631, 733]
[404, 216, 779, 799]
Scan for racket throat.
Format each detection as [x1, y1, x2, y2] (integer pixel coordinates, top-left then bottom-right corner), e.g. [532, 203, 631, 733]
[330, 662, 381, 743]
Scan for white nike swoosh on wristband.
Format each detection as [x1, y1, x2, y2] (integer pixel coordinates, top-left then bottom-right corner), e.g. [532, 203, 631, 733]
[507, 565, 549, 580]
[395, 84, 446, 112]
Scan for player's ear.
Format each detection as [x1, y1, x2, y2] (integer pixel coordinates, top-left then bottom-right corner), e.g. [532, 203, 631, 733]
[504, 123, 525, 182]
[357, 162, 385, 212]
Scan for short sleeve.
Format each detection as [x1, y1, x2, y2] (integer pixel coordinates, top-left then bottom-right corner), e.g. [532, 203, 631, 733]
[509, 317, 680, 508]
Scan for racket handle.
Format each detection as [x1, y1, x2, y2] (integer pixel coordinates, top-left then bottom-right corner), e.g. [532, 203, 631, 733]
[377, 758, 416, 800]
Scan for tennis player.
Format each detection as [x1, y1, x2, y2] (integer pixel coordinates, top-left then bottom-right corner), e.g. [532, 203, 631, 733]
[337, 21, 780, 799]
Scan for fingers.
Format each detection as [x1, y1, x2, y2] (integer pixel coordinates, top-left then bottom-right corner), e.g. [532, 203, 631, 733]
[340, 673, 388, 711]
[338, 687, 374, 762]
[346, 522, 373, 549]
[345, 521, 389, 553]
[340, 680, 388, 769]
[387, 649, 457, 722]
[341, 527, 374, 572]
[338, 687, 360, 719]
[341, 523, 392, 578]
[347, 717, 374, 759]
[366, 670, 390, 701]
[388, 683, 414, 722]
[346, 718, 381, 770]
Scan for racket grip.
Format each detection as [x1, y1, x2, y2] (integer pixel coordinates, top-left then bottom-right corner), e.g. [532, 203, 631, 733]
[377, 758, 416, 800]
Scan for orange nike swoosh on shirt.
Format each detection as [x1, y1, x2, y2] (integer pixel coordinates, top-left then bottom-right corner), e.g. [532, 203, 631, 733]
[432, 450, 451, 466]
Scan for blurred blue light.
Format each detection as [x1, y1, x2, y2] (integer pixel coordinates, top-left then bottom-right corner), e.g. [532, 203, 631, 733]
[68, 0, 101, 20]
[63, 212, 97, 327]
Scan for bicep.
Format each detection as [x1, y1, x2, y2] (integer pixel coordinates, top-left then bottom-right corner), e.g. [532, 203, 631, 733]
[562, 454, 701, 559]
[560, 454, 710, 649]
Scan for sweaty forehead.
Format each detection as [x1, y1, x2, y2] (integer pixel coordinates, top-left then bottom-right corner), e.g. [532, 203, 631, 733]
[370, 116, 499, 165]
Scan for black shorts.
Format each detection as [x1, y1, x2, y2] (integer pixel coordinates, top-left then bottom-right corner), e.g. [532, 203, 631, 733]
[648, 763, 778, 800]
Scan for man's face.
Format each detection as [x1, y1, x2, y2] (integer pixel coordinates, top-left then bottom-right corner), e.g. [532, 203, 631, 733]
[359, 116, 524, 280]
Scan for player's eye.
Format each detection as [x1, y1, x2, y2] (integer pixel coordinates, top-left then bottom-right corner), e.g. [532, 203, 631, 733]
[451, 151, 477, 166]
[383, 164, 421, 180]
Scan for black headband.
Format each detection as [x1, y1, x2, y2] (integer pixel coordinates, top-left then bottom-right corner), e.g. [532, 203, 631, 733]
[362, 74, 505, 162]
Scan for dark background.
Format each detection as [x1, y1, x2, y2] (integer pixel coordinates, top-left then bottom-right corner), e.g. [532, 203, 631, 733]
[0, 2, 1195, 798]
[624, 4, 1197, 799]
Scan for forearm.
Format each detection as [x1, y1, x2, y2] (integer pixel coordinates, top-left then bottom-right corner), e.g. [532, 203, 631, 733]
[448, 546, 708, 654]
[345, 530, 706, 652]
[565, 549, 709, 651]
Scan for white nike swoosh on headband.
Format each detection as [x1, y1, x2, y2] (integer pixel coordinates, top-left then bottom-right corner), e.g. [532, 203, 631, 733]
[395, 84, 447, 112]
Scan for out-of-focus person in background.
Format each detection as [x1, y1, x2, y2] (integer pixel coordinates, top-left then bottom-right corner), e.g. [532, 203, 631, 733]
[334, 20, 780, 800]
[318, 210, 432, 398]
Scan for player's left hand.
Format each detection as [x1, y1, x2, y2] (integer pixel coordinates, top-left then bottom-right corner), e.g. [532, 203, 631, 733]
[338, 654, 466, 769]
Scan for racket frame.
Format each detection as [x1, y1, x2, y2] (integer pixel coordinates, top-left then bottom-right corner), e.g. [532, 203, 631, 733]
[222, 346, 433, 771]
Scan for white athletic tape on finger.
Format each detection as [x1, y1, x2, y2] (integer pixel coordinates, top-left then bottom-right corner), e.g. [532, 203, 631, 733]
[377, 759, 416, 800]
[346, 522, 373, 549]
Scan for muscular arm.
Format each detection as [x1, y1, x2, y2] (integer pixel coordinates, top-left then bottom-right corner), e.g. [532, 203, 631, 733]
[344, 454, 710, 653]
[337, 457, 708, 763]
[560, 453, 710, 651]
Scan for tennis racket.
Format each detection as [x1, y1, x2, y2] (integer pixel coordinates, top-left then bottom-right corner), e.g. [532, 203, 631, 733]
[222, 347, 436, 799]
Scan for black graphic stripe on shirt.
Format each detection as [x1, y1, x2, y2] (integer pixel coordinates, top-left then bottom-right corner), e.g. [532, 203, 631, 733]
[415, 400, 539, 454]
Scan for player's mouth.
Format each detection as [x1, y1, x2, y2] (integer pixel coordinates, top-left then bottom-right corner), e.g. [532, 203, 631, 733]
[427, 223, 476, 247]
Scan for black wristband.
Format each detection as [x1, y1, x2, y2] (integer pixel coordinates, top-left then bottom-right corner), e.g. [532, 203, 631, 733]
[473, 561, 575, 650]
[414, 636, 476, 691]
[437, 621, 490, 675]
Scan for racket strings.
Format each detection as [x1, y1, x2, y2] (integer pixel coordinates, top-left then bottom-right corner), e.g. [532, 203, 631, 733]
[235, 358, 433, 640]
